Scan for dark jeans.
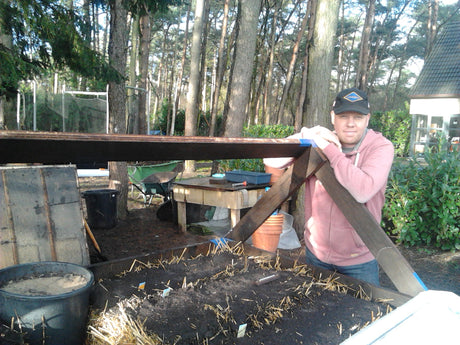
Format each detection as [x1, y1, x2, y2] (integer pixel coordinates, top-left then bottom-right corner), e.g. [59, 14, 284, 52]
[305, 247, 380, 286]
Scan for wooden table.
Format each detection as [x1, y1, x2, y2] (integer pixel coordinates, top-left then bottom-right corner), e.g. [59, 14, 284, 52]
[172, 177, 269, 232]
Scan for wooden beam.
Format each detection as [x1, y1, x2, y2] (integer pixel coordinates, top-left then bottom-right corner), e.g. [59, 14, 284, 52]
[309, 148, 426, 297]
[0, 130, 306, 164]
[226, 148, 324, 242]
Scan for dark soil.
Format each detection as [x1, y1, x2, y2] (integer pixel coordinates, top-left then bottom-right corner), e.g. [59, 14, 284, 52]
[79, 175, 460, 344]
[90, 247, 391, 345]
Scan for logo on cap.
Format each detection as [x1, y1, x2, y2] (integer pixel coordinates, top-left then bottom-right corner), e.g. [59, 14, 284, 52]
[343, 92, 363, 103]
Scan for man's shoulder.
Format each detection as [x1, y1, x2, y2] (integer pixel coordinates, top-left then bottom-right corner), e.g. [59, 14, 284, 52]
[366, 129, 393, 146]
[363, 129, 394, 156]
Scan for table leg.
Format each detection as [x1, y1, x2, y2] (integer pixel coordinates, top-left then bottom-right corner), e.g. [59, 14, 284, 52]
[176, 201, 187, 233]
[230, 209, 240, 228]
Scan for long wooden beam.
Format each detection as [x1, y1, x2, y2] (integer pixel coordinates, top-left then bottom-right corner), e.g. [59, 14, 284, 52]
[0, 130, 307, 164]
[309, 148, 427, 297]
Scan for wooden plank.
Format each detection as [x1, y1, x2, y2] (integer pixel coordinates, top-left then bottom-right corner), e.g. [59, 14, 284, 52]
[5, 168, 52, 263]
[41, 166, 89, 265]
[226, 147, 324, 242]
[39, 169, 58, 261]
[0, 171, 18, 267]
[0, 130, 306, 164]
[0, 165, 90, 268]
[176, 201, 187, 233]
[309, 148, 426, 297]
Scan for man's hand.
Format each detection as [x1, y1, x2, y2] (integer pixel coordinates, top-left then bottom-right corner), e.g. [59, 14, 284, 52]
[300, 126, 341, 150]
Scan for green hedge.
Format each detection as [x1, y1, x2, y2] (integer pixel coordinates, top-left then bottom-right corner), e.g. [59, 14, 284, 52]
[383, 145, 460, 251]
[369, 107, 411, 157]
[154, 101, 223, 136]
[218, 124, 294, 173]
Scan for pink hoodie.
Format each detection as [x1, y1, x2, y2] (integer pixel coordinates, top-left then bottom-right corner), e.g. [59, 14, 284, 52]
[265, 129, 394, 266]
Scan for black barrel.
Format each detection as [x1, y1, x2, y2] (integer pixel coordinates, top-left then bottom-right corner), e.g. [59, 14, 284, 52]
[82, 189, 119, 229]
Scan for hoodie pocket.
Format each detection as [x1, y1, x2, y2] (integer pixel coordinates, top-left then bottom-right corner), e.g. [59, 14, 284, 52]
[351, 229, 366, 248]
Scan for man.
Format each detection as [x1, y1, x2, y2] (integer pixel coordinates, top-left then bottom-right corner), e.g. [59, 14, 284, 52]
[264, 87, 394, 285]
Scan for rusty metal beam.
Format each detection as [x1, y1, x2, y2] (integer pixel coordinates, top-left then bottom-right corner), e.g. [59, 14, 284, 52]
[0, 130, 307, 164]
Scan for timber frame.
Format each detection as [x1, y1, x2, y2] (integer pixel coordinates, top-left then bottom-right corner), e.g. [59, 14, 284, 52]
[0, 130, 426, 298]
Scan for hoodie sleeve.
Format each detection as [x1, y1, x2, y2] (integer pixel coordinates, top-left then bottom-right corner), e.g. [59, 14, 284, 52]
[262, 130, 305, 169]
[263, 127, 324, 169]
[321, 134, 394, 203]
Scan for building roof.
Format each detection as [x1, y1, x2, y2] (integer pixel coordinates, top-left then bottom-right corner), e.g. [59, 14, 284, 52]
[410, 20, 460, 98]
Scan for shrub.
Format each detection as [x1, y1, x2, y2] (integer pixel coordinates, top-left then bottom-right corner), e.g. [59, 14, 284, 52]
[218, 124, 294, 173]
[369, 106, 411, 157]
[154, 101, 223, 136]
[383, 142, 460, 251]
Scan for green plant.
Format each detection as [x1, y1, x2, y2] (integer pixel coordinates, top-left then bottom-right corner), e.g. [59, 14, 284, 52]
[383, 139, 460, 251]
[369, 106, 411, 157]
[217, 124, 294, 173]
[154, 102, 223, 136]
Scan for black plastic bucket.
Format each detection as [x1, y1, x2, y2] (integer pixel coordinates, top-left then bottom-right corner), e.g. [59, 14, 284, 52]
[82, 189, 119, 229]
[0, 261, 94, 345]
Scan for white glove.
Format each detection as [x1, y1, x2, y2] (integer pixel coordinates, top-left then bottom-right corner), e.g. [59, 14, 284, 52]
[301, 126, 341, 150]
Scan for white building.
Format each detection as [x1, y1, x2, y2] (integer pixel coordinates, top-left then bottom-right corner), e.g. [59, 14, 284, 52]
[409, 20, 460, 156]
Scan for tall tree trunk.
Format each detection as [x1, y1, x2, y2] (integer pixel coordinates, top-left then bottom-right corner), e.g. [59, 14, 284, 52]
[128, 15, 139, 134]
[220, 19, 237, 136]
[248, 5, 268, 126]
[294, 0, 339, 241]
[0, 0, 12, 129]
[367, 0, 410, 91]
[92, 2, 100, 52]
[172, 2, 191, 136]
[336, 0, 345, 93]
[81, 0, 91, 91]
[426, 0, 439, 57]
[388, 21, 418, 110]
[138, 13, 151, 135]
[224, 0, 262, 137]
[303, 0, 339, 127]
[153, 25, 168, 128]
[210, 0, 230, 136]
[200, 0, 210, 117]
[184, 0, 205, 172]
[263, 1, 280, 125]
[356, 0, 375, 90]
[295, 0, 317, 131]
[277, 6, 309, 124]
[103, 7, 109, 57]
[108, 0, 129, 220]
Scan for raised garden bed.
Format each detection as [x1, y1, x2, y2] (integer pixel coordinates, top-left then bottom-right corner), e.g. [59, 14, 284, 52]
[88, 242, 401, 345]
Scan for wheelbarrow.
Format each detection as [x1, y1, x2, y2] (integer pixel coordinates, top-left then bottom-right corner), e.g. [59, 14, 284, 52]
[138, 171, 179, 206]
[128, 161, 182, 205]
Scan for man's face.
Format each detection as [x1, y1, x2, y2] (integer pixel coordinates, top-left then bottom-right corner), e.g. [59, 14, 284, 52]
[331, 111, 370, 148]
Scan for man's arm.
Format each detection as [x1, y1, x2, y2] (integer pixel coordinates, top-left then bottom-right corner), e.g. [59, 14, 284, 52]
[322, 139, 394, 203]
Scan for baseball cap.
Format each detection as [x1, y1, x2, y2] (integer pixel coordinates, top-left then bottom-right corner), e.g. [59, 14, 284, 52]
[332, 87, 370, 115]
